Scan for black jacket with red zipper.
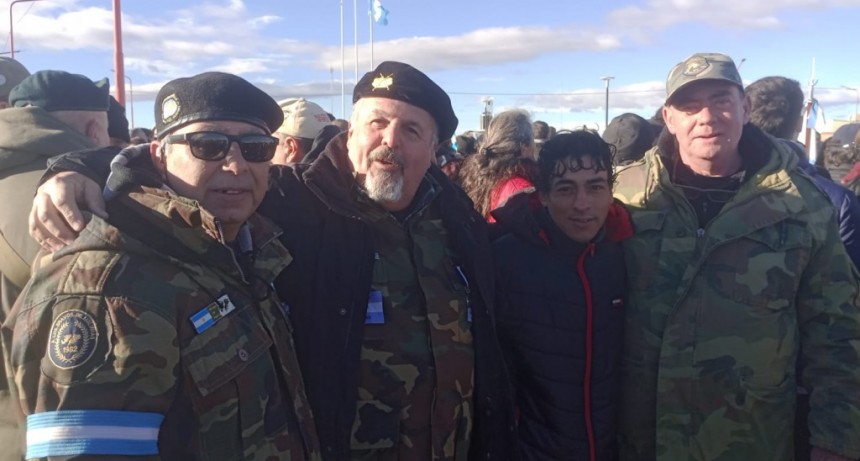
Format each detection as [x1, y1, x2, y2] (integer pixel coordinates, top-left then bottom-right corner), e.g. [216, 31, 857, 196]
[490, 192, 632, 461]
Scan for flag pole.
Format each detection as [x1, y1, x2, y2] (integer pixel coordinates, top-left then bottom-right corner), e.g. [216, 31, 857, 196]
[803, 58, 817, 156]
[353, 0, 358, 85]
[369, 0, 374, 70]
[340, 0, 345, 118]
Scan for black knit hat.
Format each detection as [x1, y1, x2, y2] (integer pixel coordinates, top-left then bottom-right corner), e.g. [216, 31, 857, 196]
[10, 70, 109, 111]
[602, 113, 656, 165]
[353, 61, 458, 141]
[154, 72, 282, 139]
[108, 96, 130, 143]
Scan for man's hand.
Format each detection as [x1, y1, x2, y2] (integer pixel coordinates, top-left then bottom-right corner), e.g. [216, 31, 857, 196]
[811, 447, 854, 461]
[29, 171, 106, 251]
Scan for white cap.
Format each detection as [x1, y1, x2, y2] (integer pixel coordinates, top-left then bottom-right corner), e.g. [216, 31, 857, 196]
[276, 97, 330, 139]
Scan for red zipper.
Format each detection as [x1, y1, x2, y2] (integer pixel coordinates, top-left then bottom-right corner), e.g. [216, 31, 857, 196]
[576, 243, 597, 461]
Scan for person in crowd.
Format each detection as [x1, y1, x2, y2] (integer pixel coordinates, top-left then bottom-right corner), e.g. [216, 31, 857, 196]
[273, 97, 331, 165]
[533, 120, 550, 157]
[0, 58, 29, 109]
[3, 72, 321, 460]
[602, 113, 656, 167]
[331, 118, 349, 132]
[493, 130, 632, 461]
[455, 133, 479, 158]
[28, 61, 515, 461]
[838, 130, 860, 198]
[459, 109, 538, 222]
[0, 70, 111, 461]
[129, 127, 154, 145]
[746, 76, 860, 269]
[107, 95, 131, 148]
[824, 123, 860, 185]
[613, 52, 860, 461]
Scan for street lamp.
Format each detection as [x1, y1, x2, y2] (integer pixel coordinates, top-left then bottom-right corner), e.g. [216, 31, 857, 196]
[125, 75, 134, 128]
[601, 76, 614, 130]
[842, 85, 859, 121]
[9, 0, 43, 60]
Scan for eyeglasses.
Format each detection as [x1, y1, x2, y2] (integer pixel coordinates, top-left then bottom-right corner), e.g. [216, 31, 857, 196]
[163, 131, 278, 163]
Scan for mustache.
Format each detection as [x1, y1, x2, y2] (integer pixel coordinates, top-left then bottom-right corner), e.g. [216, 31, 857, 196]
[368, 146, 405, 169]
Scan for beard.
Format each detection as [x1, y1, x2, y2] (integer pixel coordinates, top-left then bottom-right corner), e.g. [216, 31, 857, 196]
[364, 146, 405, 204]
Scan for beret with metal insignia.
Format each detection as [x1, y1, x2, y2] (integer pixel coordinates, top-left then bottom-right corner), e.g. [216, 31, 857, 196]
[353, 61, 458, 141]
[665, 52, 743, 104]
[154, 72, 283, 139]
[10, 70, 109, 112]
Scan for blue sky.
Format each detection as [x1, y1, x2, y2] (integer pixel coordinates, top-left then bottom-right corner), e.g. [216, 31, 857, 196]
[4, 0, 860, 134]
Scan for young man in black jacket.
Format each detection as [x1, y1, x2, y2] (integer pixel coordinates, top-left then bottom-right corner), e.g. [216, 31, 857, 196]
[491, 130, 632, 461]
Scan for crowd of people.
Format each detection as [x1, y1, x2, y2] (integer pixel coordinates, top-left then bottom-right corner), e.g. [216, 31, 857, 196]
[0, 50, 859, 461]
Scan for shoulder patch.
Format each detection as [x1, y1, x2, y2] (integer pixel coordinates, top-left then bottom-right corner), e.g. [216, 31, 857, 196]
[48, 310, 99, 370]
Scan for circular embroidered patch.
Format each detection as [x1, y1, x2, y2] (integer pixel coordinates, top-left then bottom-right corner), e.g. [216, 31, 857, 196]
[48, 310, 99, 370]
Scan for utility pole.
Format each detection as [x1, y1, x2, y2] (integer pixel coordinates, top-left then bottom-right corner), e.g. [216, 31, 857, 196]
[9, 0, 42, 60]
[113, 0, 126, 107]
[601, 76, 614, 130]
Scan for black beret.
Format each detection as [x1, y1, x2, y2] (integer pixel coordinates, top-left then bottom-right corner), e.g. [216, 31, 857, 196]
[10, 70, 109, 111]
[154, 72, 282, 139]
[107, 96, 131, 143]
[353, 61, 458, 141]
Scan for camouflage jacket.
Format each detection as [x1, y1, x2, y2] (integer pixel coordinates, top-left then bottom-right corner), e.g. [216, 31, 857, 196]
[2, 185, 321, 461]
[613, 127, 860, 460]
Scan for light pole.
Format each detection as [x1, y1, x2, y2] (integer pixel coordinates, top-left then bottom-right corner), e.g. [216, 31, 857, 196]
[601, 76, 614, 130]
[9, 0, 43, 59]
[125, 75, 134, 128]
[842, 85, 859, 121]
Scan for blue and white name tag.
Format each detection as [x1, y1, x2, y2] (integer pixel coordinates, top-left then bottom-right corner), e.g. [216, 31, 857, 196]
[365, 290, 384, 325]
[190, 293, 237, 334]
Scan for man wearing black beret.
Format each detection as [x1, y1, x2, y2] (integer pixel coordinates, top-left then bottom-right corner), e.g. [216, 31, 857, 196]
[6, 71, 321, 460]
[31, 61, 516, 461]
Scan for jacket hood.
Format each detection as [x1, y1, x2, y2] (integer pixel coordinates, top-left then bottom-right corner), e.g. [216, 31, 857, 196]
[0, 106, 96, 173]
[491, 191, 634, 249]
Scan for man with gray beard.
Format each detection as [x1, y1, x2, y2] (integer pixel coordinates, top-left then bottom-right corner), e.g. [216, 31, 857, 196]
[30, 61, 515, 461]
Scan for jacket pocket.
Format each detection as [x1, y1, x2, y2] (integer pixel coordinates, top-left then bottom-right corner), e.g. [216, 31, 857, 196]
[625, 210, 669, 292]
[350, 399, 400, 451]
[182, 306, 275, 460]
[707, 219, 811, 309]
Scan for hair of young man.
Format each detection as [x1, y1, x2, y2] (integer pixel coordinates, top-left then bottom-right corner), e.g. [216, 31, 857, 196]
[745, 76, 804, 140]
[537, 130, 615, 193]
[458, 109, 537, 216]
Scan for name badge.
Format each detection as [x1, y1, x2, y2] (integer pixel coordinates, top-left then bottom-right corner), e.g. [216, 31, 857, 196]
[365, 290, 384, 325]
[190, 293, 237, 334]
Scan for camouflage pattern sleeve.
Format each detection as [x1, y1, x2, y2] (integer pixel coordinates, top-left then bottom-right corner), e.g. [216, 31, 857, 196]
[4, 291, 178, 460]
[797, 204, 860, 459]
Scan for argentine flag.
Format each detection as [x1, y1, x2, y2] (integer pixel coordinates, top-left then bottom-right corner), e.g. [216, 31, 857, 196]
[372, 0, 389, 25]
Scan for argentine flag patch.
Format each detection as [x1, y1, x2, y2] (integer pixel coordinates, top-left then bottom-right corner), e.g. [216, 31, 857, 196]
[26, 410, 163, 458]
[190, 293, 237, 334]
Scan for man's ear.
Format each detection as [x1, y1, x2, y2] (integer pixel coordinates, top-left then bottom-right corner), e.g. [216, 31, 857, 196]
[150, 141, 167, 178]
[85, 117, 109, 147]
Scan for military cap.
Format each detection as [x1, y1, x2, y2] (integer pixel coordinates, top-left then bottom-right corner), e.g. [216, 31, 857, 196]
[10, 70, 109, 111]
[665, 53, 743, 104]
[0, 58, 29, 101]
[154, 72, 283, 139]
[107, 96, 131, 143]
[353, 61, 458, 141]
[276, 97, 330, 139]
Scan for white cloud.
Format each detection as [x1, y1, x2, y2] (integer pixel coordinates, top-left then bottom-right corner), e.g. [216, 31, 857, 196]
[317, 26, 624, 72]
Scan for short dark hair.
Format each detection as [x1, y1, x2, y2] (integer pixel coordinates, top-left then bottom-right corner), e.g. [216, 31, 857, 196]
[533, 120, 550, 140]
[538, 130, 614, 193]
[746, 76, 804, 140]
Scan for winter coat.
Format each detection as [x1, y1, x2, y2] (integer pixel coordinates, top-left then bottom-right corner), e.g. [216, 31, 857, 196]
[613, 125, 860, 460]
[491, 193, 632, 461]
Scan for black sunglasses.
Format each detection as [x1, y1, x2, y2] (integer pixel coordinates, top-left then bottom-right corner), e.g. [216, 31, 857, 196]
[163, 131, 278, 163]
